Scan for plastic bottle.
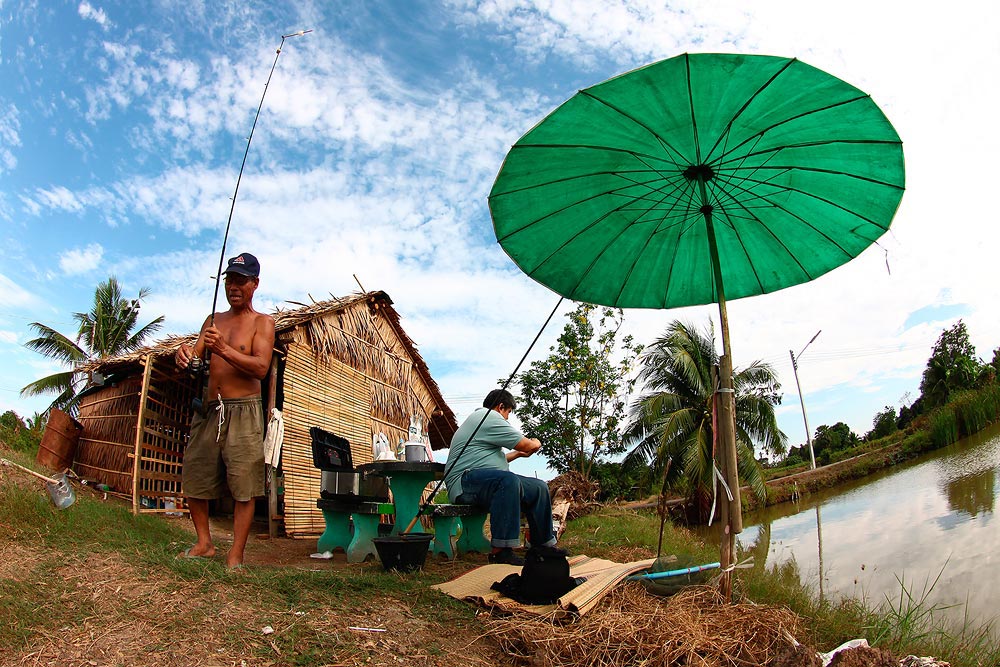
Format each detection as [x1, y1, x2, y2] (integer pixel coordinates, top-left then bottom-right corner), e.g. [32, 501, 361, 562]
[407, 414, 419, 443]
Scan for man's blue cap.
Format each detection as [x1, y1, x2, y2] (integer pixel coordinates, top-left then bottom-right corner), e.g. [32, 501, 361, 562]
[225, 252, 260, 277]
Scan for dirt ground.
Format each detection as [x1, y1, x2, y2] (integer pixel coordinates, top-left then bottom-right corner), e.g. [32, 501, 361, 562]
[0, 479, 509, 667]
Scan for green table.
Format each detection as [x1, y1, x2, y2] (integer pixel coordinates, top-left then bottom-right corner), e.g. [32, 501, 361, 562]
[357, 461, 444, 535]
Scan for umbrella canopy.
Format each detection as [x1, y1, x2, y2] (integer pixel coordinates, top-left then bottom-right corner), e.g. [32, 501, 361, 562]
[488, 53, 905, 598]
[489, 53, 904, 309]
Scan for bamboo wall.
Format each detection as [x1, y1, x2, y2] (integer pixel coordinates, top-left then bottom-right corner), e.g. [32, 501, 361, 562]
[74, 355, 196, 513]
[133, 355, 197, 513]
[281, 341, 374, 536]
[280, 302, 439, 537]
[76, 376, 143, 493]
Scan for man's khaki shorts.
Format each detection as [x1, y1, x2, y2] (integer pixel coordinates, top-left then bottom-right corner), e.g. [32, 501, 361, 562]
[182, 396, 265, 502]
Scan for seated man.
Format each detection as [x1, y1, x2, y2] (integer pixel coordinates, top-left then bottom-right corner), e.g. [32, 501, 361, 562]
[443, 389, 562, 565]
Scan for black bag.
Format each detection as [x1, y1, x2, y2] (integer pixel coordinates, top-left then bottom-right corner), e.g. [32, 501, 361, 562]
[491, 546, 584, 604]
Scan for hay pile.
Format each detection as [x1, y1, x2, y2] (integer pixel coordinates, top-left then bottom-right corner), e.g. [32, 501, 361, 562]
[483, 583, 808, 667]
[548, 471, 601, 519]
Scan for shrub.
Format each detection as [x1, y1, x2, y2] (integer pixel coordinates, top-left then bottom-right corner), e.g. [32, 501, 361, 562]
[0, 410, 43, 453]
[928, 409, 959, 448]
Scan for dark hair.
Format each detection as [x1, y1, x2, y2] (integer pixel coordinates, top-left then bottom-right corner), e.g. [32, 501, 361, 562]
[483, 389, 516, 412]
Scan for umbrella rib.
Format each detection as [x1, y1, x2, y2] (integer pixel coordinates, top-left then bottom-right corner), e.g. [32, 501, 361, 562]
[724, 171, 891, 233]
[710, 184, 800, 293]
[533, 192, 681, 302]
[611, 197, 699, 308]
[575, 91, 693, 167]
[703, 57, 797, 163]
[492, 168, 695, 243]
[709, 94, 891, 166]
[711, 175, 871, 272]
[727, 163, 904, 190]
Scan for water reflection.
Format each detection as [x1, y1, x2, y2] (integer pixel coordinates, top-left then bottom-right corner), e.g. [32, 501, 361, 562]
[941, 467, 995, 519]
[701, 422, 1000, 635]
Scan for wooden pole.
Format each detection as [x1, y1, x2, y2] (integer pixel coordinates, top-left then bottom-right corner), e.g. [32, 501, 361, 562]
[703, 203, 742, 602]
[131, 353, 154, 515]
[266, 353, 280, 538]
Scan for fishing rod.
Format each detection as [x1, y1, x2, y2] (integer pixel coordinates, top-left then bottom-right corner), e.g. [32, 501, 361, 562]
[188, 29, 311, 384]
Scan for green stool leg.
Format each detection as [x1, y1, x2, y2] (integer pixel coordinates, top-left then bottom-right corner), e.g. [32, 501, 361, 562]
[456, 513, 491, 554]
[317, 509, 352, 554]
[347, 514, 381, 563]
[431, 516, 460, 559]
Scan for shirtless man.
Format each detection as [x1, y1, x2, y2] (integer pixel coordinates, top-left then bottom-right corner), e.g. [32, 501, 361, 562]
[174, 252, 275, 568]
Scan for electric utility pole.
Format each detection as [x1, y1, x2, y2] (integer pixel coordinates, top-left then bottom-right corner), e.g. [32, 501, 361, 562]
[790, 330, 821, 470]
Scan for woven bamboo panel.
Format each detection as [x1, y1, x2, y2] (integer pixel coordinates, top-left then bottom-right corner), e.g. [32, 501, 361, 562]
[75, 376, 143, 492]
[135, 355, 197, 512]
[281, 342, 374, 537]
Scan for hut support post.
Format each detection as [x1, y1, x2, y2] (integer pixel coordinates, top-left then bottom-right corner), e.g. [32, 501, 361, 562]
[131, 353, 154, 514]
[266, 353, 280, 538]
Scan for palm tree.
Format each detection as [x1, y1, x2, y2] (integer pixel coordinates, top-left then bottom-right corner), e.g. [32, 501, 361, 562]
[20, 276, 165, 415]
[623, 319, 787, 522]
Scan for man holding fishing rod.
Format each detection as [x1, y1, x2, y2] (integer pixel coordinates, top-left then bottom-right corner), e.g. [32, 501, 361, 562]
[445, 389, 564, 566]
[174, 252, 275, 569]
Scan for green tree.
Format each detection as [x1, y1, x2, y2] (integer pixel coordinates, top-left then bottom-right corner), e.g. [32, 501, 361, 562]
[20, 276, 164, 415]
[812, 422, 859, 464]
[0, 410, 44, 452]
[514, 304, 643, 479]
[623, 320, 787, 521]
[919, 320, 981, 410]
[866, 405, 898, 441]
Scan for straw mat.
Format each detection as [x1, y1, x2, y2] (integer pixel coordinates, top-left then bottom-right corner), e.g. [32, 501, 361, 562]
[432, 555, 655, 619]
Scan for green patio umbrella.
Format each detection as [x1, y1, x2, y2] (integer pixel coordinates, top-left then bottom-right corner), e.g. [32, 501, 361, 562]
[488, 53, 904, 592]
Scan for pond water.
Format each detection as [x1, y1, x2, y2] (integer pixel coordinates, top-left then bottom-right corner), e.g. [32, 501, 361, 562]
[701, 423, 1000, 634]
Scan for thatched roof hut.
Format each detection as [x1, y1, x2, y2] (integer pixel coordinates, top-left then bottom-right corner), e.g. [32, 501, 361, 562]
[73, 291, 457, 537]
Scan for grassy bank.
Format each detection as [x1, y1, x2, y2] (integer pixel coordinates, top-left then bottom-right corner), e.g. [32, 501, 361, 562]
[2, 448, 996, 666]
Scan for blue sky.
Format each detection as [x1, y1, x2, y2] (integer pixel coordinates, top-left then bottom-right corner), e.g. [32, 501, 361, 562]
[2, 1, 998, 480]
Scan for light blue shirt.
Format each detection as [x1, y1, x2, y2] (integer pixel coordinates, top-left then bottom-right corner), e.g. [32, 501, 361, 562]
[444, 407, 524, 500]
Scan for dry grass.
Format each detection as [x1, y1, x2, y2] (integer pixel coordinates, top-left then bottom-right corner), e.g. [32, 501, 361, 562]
[483, 583, 808, 667]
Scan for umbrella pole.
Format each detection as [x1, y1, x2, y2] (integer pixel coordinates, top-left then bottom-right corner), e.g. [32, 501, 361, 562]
[704, 210, 743, 601]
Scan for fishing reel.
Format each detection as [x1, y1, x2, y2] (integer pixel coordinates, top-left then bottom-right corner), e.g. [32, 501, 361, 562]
[187, 355, 207, 379]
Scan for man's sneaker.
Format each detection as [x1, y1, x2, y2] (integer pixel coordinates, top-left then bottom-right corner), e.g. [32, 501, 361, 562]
[488, 548, 525, 566]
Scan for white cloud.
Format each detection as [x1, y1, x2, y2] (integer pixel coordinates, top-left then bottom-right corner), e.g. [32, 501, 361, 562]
[0, 273, 35, 308]
[59, 243, 104, 275]
[0, 103, 21, 174]
[78, 2, 112, 30]
[0, 330, 18, 344]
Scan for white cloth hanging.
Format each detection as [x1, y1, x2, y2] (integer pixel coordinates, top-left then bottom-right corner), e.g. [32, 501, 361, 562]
[263, 408, 284, 468]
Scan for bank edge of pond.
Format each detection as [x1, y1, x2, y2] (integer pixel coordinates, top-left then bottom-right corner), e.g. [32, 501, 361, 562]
[753, 385, 1000, 511]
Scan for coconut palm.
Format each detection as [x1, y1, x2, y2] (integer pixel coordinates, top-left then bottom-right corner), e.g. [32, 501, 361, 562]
[21, 276, 165, 415]
[623, 319, 786, 522]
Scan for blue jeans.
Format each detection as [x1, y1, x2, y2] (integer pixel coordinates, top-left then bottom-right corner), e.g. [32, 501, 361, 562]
[456, 469, 556, 549]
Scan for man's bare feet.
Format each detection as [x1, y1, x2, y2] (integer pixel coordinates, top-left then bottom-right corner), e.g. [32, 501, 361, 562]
[178, 544, 217, 559]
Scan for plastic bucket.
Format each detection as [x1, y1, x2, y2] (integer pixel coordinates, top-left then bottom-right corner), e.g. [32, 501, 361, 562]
[404, 443, 427, 462]
[45, 472, 76, 510]
[373, 532, 433, 572]
[36, 409, 82, 472]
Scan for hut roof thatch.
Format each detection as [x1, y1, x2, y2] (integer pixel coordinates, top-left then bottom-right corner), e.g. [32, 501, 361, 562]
[79, 291, 457, 448]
